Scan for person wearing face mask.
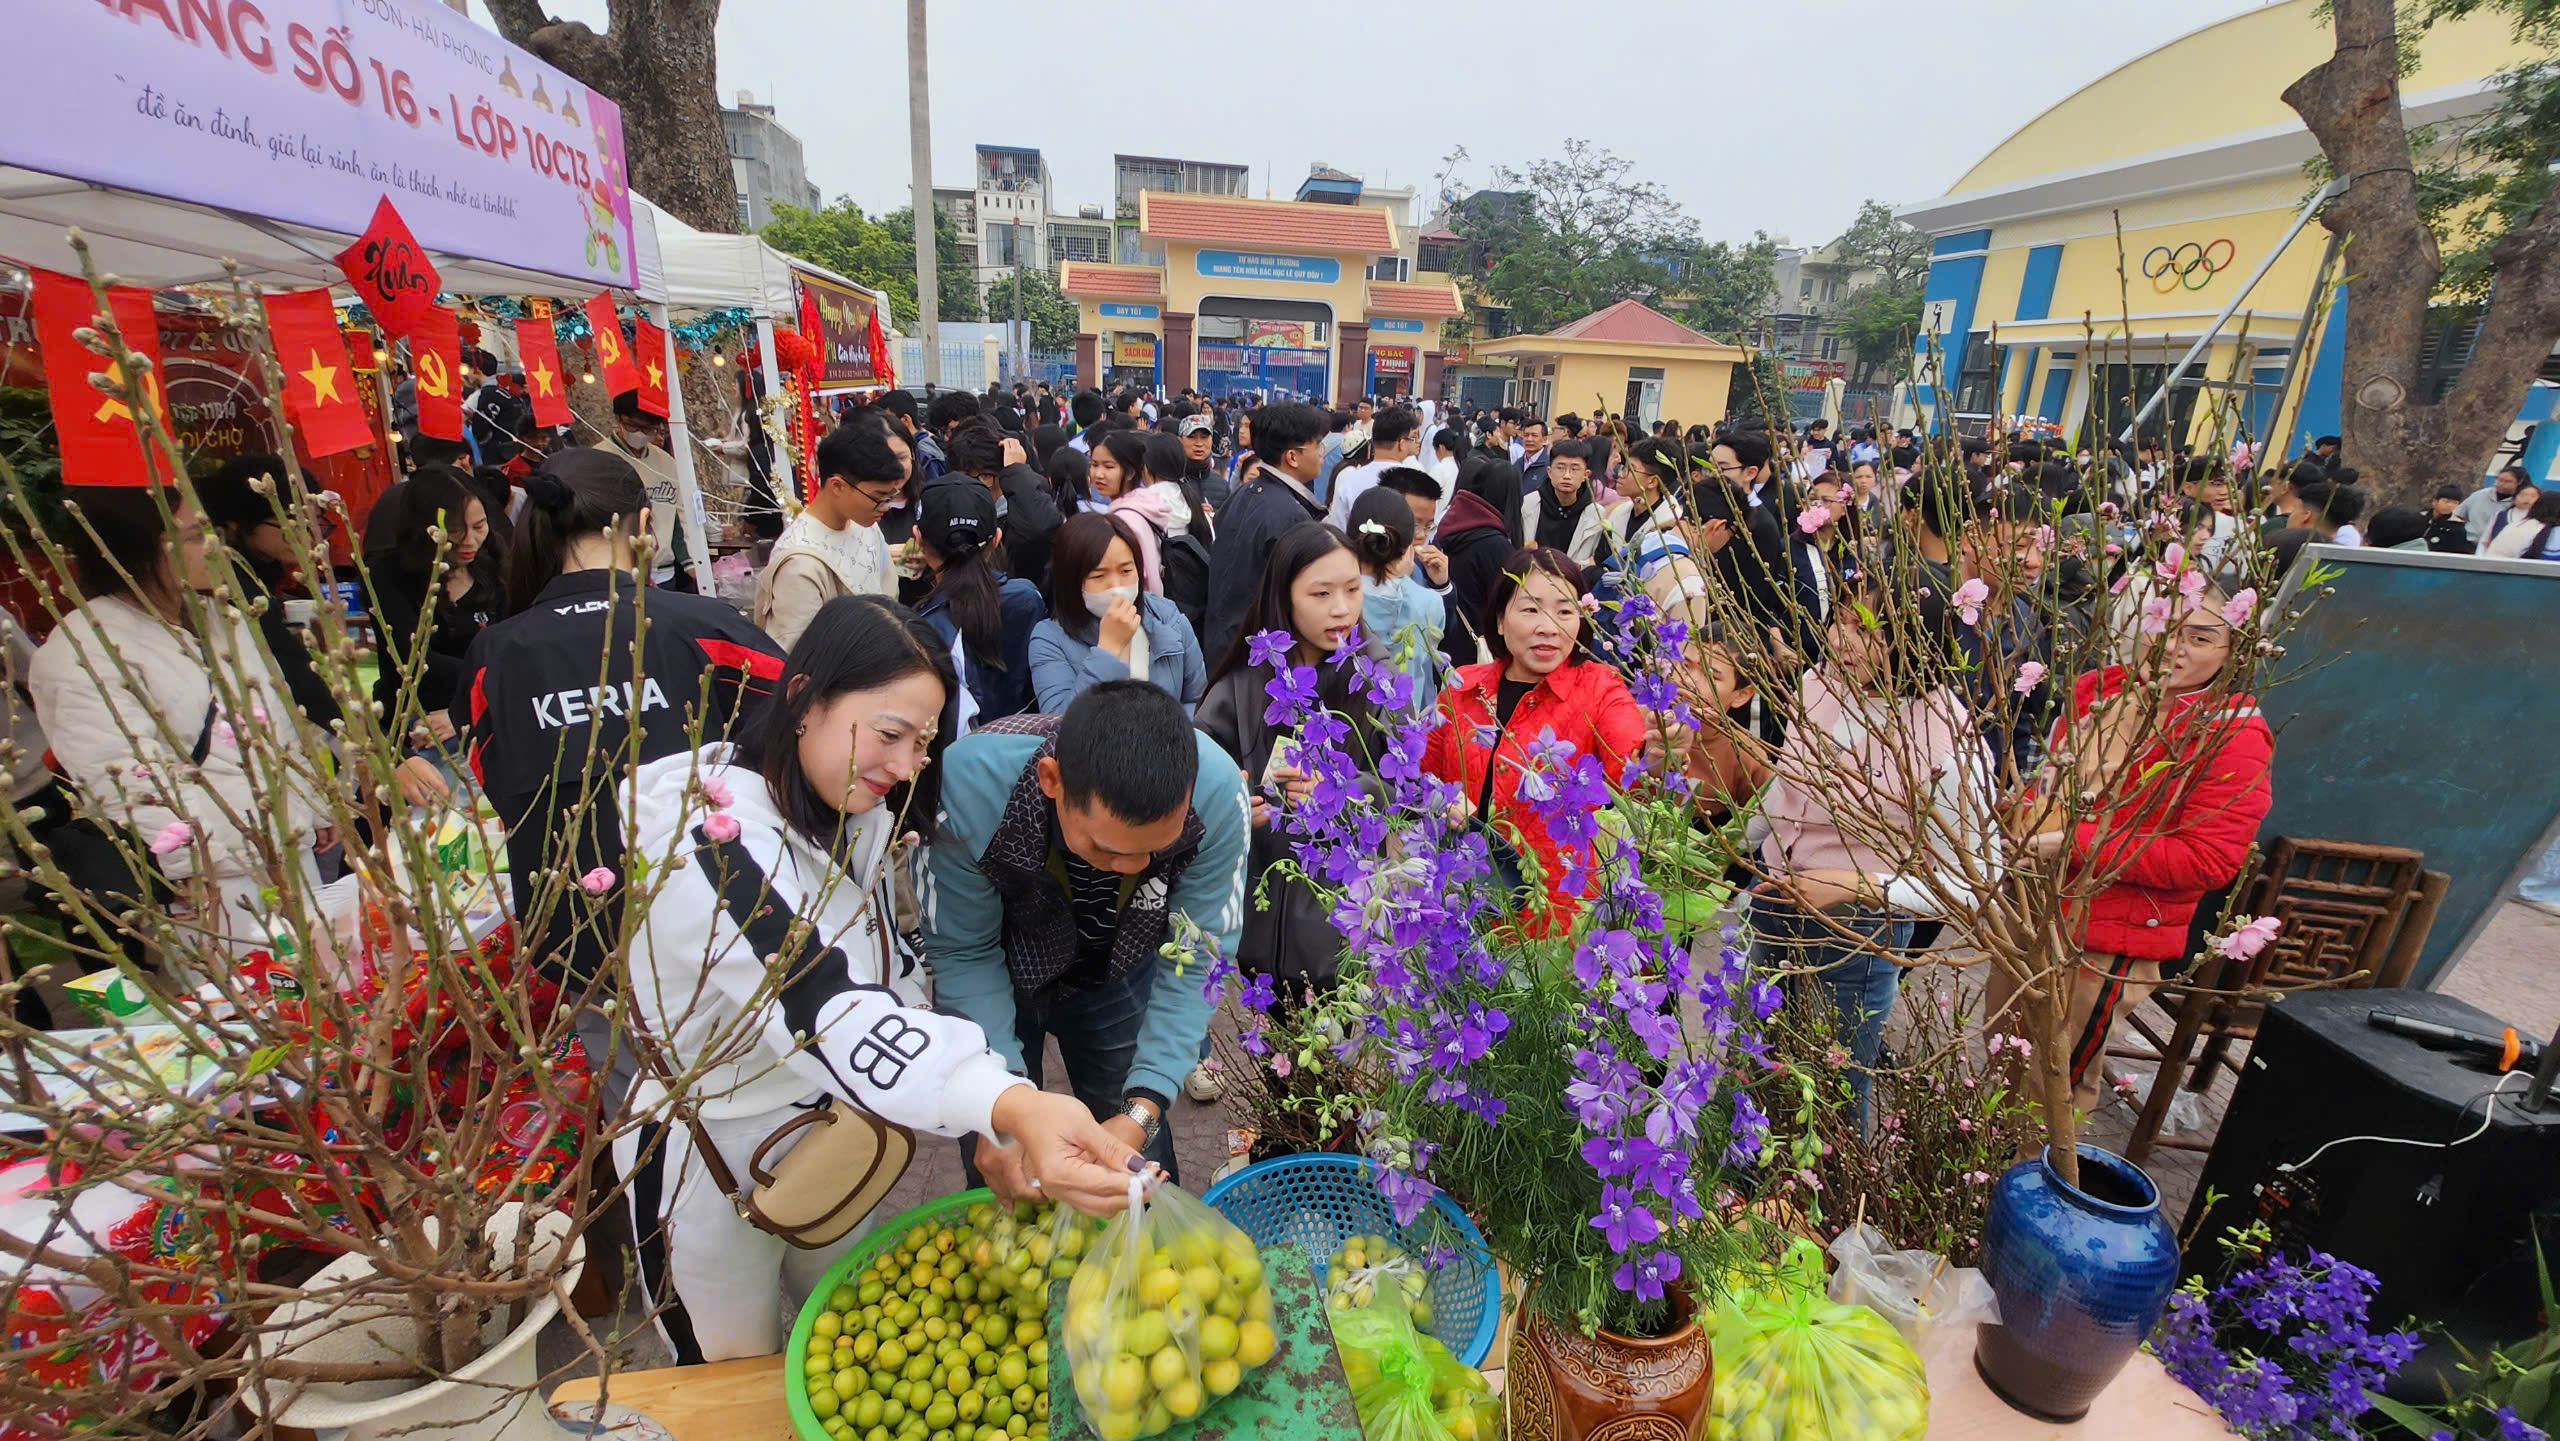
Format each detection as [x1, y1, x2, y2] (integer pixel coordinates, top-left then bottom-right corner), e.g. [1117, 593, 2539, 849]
[1026, 513, 1206, 714]
[1196, 522, 1378, 1000]
[754, 418, 905, 651]
[622, 594, 1147, 1362]
[600, 391, 707, 593]
[1420, 548, 1647, 936]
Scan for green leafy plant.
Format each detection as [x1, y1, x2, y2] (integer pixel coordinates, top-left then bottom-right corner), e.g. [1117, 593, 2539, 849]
[2366, 1237, 2560, 1440]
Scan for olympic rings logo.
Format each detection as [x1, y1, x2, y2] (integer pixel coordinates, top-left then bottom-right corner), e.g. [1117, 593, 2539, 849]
[2142, 238, 2235, 293]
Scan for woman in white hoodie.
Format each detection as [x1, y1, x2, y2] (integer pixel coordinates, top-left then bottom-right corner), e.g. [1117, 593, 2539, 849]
[31, 486, 325, 972]
[621, 592, 1141, 1363]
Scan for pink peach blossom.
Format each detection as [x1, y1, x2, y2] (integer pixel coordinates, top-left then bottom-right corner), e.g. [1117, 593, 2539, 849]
[1952, 577, 1991, 626]
[578, 866, 616, 894]
[1797, 504, 1834, 535]
[701, 812, 742, 843]
[700, 776, 734, 810]
[2220, 587, 2258, 628]
[2012, 660, 2047, 695]
[148, 821, 194, 854]
[2216, 914, 2282, 961]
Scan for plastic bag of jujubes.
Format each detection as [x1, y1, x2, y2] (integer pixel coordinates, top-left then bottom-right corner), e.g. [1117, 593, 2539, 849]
[1058, 1179, 1279, 1439]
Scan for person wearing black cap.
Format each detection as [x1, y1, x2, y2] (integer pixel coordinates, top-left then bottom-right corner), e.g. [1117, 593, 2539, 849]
[454, 447, 784, 993]
[599, 390, 706, 592]
[912, 481, 1047, 730]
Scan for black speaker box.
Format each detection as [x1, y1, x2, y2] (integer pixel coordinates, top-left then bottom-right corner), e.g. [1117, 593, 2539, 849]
[2184, 987, 2560, 1339]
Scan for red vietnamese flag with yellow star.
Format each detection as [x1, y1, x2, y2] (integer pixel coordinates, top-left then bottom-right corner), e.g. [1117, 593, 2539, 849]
[410, 304, 466, 442]
[513, 317, 572, 428]
[29, 269, 172, 488]
[583, 292, 641, 396]
[261, 289, 375, 458]
[631, 314, 671, 418]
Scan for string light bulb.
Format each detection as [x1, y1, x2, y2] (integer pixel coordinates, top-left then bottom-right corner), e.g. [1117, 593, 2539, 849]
[711, 349, 727, 367]
[582, 370, 598, 385]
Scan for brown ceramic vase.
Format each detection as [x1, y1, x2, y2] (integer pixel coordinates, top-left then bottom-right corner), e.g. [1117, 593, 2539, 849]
[1505, 1289, 1714, 1441]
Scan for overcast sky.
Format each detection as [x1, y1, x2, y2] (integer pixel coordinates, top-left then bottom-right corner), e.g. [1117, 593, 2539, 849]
[470, 0, 2270, 247]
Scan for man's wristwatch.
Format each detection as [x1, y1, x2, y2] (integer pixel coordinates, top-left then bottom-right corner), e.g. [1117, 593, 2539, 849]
[1119, 1098, 1163, 1149]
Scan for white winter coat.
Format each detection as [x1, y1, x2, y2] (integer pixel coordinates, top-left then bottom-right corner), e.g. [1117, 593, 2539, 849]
[624, 744, 1025, 1133]
[29, 594, 321, 885]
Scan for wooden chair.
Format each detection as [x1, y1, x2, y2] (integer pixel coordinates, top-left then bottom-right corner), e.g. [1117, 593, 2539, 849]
[2113, 838, 2442, 1165]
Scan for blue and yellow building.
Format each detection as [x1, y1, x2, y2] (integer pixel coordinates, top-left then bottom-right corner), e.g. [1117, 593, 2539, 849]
[1899, 0, 2544, 464]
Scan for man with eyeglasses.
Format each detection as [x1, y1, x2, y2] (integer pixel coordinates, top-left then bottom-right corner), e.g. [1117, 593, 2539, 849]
[753, 416, 905, 649]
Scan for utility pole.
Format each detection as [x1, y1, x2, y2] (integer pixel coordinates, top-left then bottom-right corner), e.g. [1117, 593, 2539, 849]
[1012, 221, 1026, 381]
[905, 0, 940, 386]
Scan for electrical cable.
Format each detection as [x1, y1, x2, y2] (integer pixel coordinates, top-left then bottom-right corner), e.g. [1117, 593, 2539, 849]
[2275, 1068, 2529, 1175]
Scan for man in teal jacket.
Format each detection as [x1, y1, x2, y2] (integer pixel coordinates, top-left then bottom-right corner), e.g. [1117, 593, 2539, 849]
[924, 681, 1249, 1191]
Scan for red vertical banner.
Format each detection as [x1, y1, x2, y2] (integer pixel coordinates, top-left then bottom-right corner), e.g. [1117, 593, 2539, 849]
[29, 269, 170, 488]
[513, 317, 572, 428]
[583, 292, 640, 395]
[410, 304, 465, 442]
[631, 314, 670, 417]
[261, 289, 377, 458]
[333, 196, 442, 338]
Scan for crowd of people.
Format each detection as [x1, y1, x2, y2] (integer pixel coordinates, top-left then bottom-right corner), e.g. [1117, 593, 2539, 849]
[9, 364, 2541, 1363]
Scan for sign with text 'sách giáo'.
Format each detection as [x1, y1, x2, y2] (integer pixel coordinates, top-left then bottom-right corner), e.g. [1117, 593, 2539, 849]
[9, 1, 637, 288]
[1193, 250, 1340, 286]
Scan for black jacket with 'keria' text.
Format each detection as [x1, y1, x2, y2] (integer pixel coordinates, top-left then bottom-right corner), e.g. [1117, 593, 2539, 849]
[454, 568, 782, 979]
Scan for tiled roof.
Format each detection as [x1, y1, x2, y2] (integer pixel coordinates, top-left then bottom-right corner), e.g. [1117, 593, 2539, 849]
[1138, 193, 1395, 254]
[1547, 299, 1723, 346]
[1057, 263, 1165, 300]
[1366, 281, 1464, 319]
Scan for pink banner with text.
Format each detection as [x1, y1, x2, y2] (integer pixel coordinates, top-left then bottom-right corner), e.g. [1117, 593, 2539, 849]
[6, 0, 636, 288]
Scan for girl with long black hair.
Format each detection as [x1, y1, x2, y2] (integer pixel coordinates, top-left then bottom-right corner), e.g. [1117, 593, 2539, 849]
[1195, 521, 1375, 989]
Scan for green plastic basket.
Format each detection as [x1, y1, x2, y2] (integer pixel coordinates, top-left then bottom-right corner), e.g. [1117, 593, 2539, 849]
[781, 1187, 1000, 1441]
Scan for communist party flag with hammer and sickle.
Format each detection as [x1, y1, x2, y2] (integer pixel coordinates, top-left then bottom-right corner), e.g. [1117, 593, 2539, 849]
[409, 304, 465, 441]
[513, 316, 573, 428]
[631, 314, 671, 418]
[30, 269, 171, 488]
[584, 292, 642, 396]
[261, 289, 376, 458]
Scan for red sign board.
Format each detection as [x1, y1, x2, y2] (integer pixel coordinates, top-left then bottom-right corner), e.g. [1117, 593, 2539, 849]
[1784, 359, 1848, 390]
[1371, 345, 1416, 379]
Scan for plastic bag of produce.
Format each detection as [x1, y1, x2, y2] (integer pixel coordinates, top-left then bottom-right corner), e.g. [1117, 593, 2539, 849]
[1709, 1238, 1929, 1441]
[1330, 1287, 1497, 1441]
[1060, 1180, 1277, 1440]
[1826, 1222, 1999, 1350]
[1326, 1233, 1435, 1332]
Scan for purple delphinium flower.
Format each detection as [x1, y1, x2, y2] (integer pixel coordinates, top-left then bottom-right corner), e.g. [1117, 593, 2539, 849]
[1245, 628, 1294, 670]
[1613, 1248, 1682, 1304]
[1589, 1185, 1661, 1254]
[2152, 1245, 2420, 1440]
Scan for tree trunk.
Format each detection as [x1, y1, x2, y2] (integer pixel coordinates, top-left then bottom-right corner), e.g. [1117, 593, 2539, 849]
[2282, 0, 2560, 506]
[485, 0, 738, 237]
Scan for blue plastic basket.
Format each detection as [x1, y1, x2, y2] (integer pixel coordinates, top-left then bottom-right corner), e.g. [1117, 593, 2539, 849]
[1201, 1153, 1501, 1368]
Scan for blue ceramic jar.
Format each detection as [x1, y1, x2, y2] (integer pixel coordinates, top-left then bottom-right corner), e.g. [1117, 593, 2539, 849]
[1974, 1143, 2181, 1422]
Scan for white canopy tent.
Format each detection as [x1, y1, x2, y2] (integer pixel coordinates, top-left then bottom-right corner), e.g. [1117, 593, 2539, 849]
[629, 195, 896, 512]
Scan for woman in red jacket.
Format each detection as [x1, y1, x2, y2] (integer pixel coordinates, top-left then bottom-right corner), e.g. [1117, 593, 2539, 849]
[1999, 580, 2273, 1114]
[1422, 547, 1648, 935]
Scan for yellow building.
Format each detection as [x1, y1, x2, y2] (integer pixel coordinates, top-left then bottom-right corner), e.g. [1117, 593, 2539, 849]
[1060, 194, 1461, 403]
[1472, 301, 1749, 432]
[1899, 0, 2536, 452]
